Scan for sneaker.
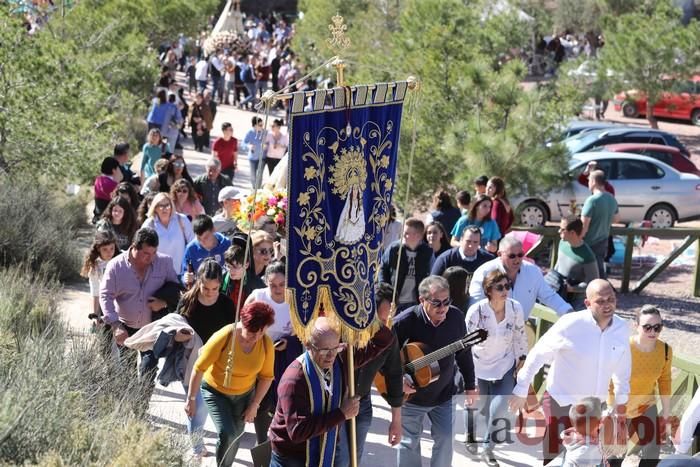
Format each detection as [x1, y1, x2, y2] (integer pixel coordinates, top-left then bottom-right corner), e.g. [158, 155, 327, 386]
[464, 436, 479, 455]
[479, 449, 500, 467]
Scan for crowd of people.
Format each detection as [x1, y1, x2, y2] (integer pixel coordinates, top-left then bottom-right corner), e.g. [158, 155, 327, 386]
[77, 7, 700, 467]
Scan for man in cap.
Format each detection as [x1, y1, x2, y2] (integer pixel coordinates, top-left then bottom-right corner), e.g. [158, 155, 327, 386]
[213, 186, 244, 237]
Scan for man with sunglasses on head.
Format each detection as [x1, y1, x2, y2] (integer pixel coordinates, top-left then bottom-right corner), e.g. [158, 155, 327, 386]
[393, 275, 476, 467]
[469, 235, 573, 320]
[508, 279, 631, 465]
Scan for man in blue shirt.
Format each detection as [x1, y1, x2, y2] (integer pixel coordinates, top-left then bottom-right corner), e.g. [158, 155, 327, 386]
[431, 226, 494, 289]
[182, 215, 231, 286]
[243, 116, 265, 187]
[393, 275, 476, 467]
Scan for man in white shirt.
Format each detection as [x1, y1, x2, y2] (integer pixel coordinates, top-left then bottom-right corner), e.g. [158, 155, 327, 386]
[674, 387, 700, 455]
[508, 279, 631, 464]
[469, 235, 573, 320]
[194, 57, 209, 93]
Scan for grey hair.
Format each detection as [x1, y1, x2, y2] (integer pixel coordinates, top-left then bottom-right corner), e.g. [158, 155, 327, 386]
[568, 396, 602, 425]
[497, 234, 522, 253]
[418, 275, 450, 298]
[205, 157, 221, 169]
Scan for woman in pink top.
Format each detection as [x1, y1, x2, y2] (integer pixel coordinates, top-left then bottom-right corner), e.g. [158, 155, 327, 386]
[170, 179, 205, 221]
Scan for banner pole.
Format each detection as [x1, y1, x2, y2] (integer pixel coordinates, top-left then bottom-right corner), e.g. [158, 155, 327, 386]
[347, 342, 358, 467]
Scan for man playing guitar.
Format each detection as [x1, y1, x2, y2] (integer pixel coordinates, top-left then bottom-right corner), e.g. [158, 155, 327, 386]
[392, 275, 477, 467]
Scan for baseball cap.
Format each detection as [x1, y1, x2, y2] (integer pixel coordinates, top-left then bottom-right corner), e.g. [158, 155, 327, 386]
[218, 186, 244, 203]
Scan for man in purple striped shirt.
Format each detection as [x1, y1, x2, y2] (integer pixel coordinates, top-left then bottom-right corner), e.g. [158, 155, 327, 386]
[100, 228, 179, 382]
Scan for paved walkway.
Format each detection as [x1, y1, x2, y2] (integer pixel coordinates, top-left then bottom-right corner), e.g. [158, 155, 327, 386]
[60, 97, 572, 466]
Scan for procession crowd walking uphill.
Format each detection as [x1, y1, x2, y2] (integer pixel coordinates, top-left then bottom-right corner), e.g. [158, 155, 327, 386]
[71, 6, 700, 467]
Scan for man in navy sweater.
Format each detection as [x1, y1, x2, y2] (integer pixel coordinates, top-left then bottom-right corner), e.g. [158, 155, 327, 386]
[431, 226, 494, 286]
[393, 275, 477, 467]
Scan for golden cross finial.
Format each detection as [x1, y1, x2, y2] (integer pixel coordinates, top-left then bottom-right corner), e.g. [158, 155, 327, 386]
[327, 14, 351, 52]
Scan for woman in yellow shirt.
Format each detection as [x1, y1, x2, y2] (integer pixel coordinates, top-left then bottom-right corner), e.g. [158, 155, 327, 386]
[185, 301, 275, 466]
[609, 305, 672, 467]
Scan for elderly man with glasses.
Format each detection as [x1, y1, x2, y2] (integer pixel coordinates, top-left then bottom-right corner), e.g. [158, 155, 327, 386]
[393, 275, 477, 467]
[268, 317, 394, 467]
[469, 235, 573, 320]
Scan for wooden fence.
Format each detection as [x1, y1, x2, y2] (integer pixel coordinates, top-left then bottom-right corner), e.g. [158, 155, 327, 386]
[511, 226, 700, 297]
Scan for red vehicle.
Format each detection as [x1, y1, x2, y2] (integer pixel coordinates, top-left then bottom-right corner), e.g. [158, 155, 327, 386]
[594, 143, 700, 176]
[613, 75, 700, 126]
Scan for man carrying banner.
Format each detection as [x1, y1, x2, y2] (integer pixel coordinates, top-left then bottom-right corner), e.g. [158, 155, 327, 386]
[268, 317, 395, 467]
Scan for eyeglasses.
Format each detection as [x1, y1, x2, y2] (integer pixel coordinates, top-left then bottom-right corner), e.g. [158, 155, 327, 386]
[425, 297, 452, 308]
[176, 188, 189, 193]
[506, 252, 525, 259]
[310, 343, 346, 356]
[493, 283, 512, 292]
[642, 324, 663, 333]
[156, 203, 171, 210]
[256, 248, 273, 256]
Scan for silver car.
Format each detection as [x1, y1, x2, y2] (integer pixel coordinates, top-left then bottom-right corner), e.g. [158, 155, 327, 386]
[514, 152, 700, 228]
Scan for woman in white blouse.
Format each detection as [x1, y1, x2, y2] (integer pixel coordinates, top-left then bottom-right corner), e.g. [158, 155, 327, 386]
[141, 192, 194, 275]
[465, 269, 528, 466]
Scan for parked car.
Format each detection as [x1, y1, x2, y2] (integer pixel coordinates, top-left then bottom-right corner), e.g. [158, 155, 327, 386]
[592, 143, 700, 176]
[513, 152, 700, 228]
[563, 127, 691, 158]
[560, 120, 624, 140]
[613, 75, 700, 126]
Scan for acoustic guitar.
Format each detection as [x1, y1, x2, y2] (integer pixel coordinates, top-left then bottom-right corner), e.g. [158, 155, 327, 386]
[374, 329, 488, 400]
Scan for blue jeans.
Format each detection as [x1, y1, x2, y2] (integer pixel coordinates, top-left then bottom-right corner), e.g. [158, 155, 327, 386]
[197, 80, 208, 93]
[397, 399, 455, 467]
[476, 366, 516, 450]
[201, 381, 253, 466]
[183, 383, 208, 454]
[240, 82, 258, 107]
[334, 394, 373, 466]
[249, 158, 260, 187]
[270, 450, 305, 467]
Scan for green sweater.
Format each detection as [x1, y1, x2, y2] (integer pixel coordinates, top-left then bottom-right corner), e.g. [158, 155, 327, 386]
[554, 241, 599, 286]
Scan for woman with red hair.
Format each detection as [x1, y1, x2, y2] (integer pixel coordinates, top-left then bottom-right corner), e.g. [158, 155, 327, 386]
[185, 301, 275, 465]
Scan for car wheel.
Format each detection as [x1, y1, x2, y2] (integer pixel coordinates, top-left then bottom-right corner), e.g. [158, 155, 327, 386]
[518, 201, 548, 227]
[644, 203, 677, 228]
[621, 101, 639, 118]
[691, 109, 700, 126]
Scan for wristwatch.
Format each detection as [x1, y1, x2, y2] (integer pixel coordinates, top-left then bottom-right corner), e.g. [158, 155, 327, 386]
[518, 355, 527, 362]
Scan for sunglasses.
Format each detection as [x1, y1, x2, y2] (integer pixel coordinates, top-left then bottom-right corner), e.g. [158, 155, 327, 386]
[256, 248, 273, 256]
[156, 203, 171, 209]
[506, 252, 525, 259]
[176, 188, 189, 193]
[426, 297, 452, 308]
[493, 283, 512, 292]
[642, 324, 663, 333]
[173, 162, 185, 168]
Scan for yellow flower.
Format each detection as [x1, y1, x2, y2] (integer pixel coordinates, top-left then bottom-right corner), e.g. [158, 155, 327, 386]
[297, 191, 311, 206]
[304, 166, 318, 180]
[379, 155, 390, 168]
[384, 179, 393, 190]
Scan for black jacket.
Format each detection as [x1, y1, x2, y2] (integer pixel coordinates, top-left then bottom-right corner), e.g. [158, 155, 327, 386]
[379, 241, 433, 304]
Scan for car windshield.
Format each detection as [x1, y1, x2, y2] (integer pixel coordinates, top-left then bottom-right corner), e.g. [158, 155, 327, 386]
[564, 131, 603, 154]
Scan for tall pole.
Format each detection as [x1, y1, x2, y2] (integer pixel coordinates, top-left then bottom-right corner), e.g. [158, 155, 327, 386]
[333, 52, 358, 467]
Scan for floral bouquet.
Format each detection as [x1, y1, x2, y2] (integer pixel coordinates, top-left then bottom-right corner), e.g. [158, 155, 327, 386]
[234, 188, 288, 236]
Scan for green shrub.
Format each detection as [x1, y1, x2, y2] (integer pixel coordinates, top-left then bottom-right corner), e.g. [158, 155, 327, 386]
[0, 178, 82, 281]
[0, 267, 187, 465]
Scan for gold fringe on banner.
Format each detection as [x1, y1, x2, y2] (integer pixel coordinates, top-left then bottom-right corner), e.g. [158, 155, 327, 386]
[287, 288, 382, 349]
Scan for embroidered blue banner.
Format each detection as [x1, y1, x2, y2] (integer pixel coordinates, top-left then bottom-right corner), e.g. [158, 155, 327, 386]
[285, 82, 407, 346]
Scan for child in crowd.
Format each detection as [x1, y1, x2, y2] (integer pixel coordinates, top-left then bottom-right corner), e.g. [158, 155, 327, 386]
[80, 231, 118, 357]
[140, 128, 164, 182]
[561, 397, 603, 467]
[474, 175, 489, 196]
